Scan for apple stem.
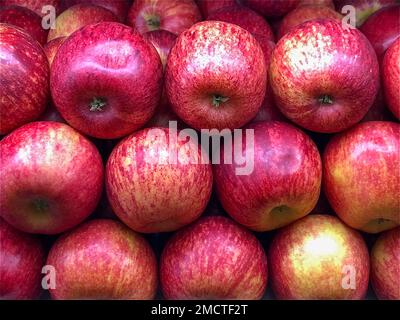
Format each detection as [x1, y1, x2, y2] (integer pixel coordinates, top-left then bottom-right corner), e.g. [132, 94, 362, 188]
[212, 94, 229, 107]
[147, 16, 161, 30]
[89, 97, 106, 112]
[318, 94, 333, 105]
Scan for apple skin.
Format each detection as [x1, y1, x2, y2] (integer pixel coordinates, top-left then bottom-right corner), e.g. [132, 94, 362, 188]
[0, 218, 46, 299]
[242, 0, 300, 17]
[106, 127, 213, 233]
[323, 121, 400, 233]
[160, 216, 267, 300]
[371, 227, 400, 300]
[0, 5, 47, 45]
[207, 5, 275, 42]
[38, 103, 66, 123]
[0, 24, 49, 135]
[51, 22, 163, 139]
[334, 0, 397, 27]
[46, 219, 158, 300]
[299, 0, 334, 8]
[269, 214, 370, 300]
[382, 37, 400, 119]
[47, 4, 119, 41]
[127, 0, 202, 35]
[361, 89, 396, 122]
[360, 4, 400, 60]
[43, 36, 66, 66]
[196, 0, 238, 18]
[277, 5, 342, 40]
[270, 19, 379, 133]
[61, 0, 130, 22]
[214, 121, 322, 231]
[0, 0, 61, 17]
[0, 122, 104, 234]
[166, 21, 267, 130]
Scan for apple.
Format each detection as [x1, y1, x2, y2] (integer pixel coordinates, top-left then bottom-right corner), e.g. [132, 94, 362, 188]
[142, 30, 181, 127]
[323, 121, 400, 233]
[371, 227, 400, 300]
[277, 4, 342, 40]
[361, 89, 396, 122]
[166, 21, 267, 130]
[160, 216, 267, 299]
[0, 121, 104, 234]
[382, 37, 400, 119]
[0, 5, 47, 45]
[127, 0, 202, 35]
[0, 218, 45, 299]
[214, 121, 321, 231]
[207, 5, 275, 42]
[51, 22, 163, 139]
[334, 0, 397, 26]
[106, 127, 213, 233]
[299, 0, 334, 8]
[251, 90, 286, 123]
[0, 24, 49, 135]
[47, 4, 119, 41]
[242, 0, 300, 17]
[360, 4, 400, 60]
[269, 214, 370, 299]
[38, 103, 66, 123]
[0, 0, 61, 17]
[61, 0, 130, 21]
[46, 219, 158, 299]
[196, 0, 238, 18]
[270, 19, 379, 133]
[43, 36, 66, 66]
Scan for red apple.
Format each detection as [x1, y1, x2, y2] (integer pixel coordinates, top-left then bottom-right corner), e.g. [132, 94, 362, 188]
[47, 219, 158, 299]
[299, 0, 334, 8]
[214, 121, 321, 231]
[127, 0, 202, 35]
[61, 0, 130, 21]
[0, 0, 61, 17]
[47, 4, 119, 41]
[270, 19, 379, 133]
[51, 22, 163, 139]
[242, 0, 300, 17]
[0, 122, 104, 234]
[323, 121, 400, 233]
[160, 216, 267, 299]
[207, 5, 275, 42]
[0, 218, 45, 299]
[360, 4, 400, 60]
[43, 36, 65, 66]
[382, 37, 400, 119]
[277, 5, 342, 40]
[38, 103, 66, 123]
[335, 0, 397, 26]
[0, 5, 47, 45]
[166, 21, 267, 130]
[196, 0, 238, 18]
[371, 227, 400, 300]
[106, 127, 213, 233]
[269, 214, 370, 299]
[361, 89, 396, 122]
[0, 24, 49, 135]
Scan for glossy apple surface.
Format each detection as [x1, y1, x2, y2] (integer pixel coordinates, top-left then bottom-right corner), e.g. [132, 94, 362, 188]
[0, 218, 45, 299]
[51, 22, 163, 139]
[0, 122, 104, 234]
[106, 127, 213, 233]
[371, 227, 400, 300]
[0, 24, 49, 135]
[47, 4, 119, 41]
[43, 36, 66, 66]
[270, 19, 379, 133]
[47, 219, 157, 299]
[61, 0, 130, 21]
[214, 121, 322, 231]
[166, 21, 267, 130]
[160, 216, 267, 299]
[269, 214, 370, 299]
[1, 0, 61, 17]
[127, 0, 202, 35]
[323, 121, 400, 233]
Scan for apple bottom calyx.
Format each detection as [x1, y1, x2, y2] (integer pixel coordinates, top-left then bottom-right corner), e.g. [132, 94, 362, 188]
[212, 94, 229, 107]
[89, 97, 107, 112]
[30, 198, 50, 214]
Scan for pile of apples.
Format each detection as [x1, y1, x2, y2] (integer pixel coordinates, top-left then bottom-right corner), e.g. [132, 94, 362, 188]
[0, 0, 399, 300]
